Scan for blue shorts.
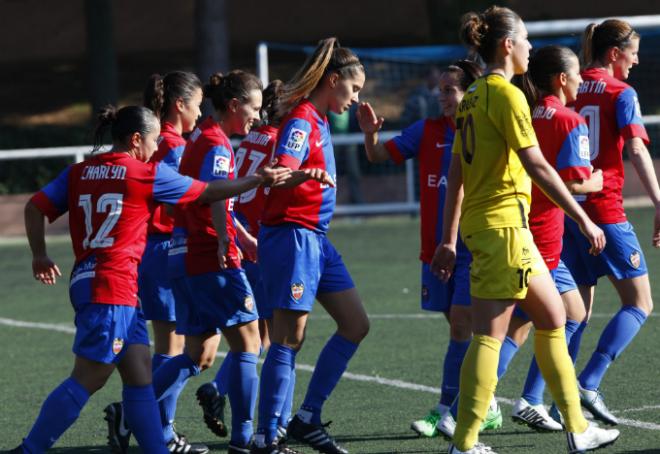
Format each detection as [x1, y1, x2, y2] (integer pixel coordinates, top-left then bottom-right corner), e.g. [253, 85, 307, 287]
[138, 235, 176, 321]
[171, 275, 204, 336]
[183, 269, 258, 334]
[562, 219, 648, 286]
[69, 262, 149, 363]
[420, 261, 470, 312]
[243, 260, 270, 319]
[513, 260, 577, 320]
[258, 224, 355, 313]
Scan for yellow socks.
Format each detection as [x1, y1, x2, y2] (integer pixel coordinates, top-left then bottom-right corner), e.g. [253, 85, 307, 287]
[534, 327, 588, 434]
[454, 334, 501, 451]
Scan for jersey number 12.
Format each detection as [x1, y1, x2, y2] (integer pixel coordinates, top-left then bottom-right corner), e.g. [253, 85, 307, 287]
[78, 193, 124, 249]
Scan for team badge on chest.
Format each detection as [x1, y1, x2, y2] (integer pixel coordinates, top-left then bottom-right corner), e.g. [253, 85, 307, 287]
[291, 283, 304, 301]
[112, 338, 124, 355]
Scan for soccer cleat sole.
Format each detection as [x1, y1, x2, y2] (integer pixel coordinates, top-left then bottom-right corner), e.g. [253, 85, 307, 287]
[511, 415, 559, 433]
[195, 385, 228, 437]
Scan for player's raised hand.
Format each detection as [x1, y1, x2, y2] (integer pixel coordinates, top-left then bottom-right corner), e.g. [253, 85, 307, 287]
[356, 102, 384, 135]
[32, 255, 61, 285]
[430, 243, 456, 283]
[257, 165, 292, 187]
[579, 218, 606, 255]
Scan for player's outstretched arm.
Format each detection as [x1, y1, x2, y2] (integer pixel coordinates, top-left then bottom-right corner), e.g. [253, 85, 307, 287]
[431, 153, 463, 282]
[625, 137, 660, 248]
[566, 168, 603, 194]
[518, 145, 606, 255]
[24, 201, 61, 285]
[270, 168, 336, 189]
[357, 102, 389, 162]
[197, 166, 292, 204]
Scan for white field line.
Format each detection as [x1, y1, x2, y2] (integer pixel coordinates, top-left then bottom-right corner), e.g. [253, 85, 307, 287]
[308, 313, 659, 320]
[1, 316, 658, 431]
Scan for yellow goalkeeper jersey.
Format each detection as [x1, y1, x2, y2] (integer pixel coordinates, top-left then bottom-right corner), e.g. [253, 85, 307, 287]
[452, 73, 538, 236]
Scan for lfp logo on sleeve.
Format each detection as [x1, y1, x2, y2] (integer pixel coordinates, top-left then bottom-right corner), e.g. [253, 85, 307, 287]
[285, 128, 307, 153]
[213, 155, 231, 177]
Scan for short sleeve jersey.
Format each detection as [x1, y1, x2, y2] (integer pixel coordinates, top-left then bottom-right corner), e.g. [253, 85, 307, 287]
[234, 124, 278, 236]
[30, 152, 206, 306]
[385, 117, 470, 265]
[147, 121, 187, 235]
[452, 74, 538, 236]
[572, 67, 649, 224]
[261, 100, 337, 234]
[178, 117, 240, 274]
[530, 95, 591, 269]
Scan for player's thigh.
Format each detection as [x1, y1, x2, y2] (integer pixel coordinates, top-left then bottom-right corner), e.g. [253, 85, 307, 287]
[448, 304, 472, 342]
[271, 309, 309, 350]
[470, 296, 517, 342]
[116, 343, 153, 387]
[222, 319, 261, 354]
[71, 355, 116, 394]
[519, 271, 566, 331]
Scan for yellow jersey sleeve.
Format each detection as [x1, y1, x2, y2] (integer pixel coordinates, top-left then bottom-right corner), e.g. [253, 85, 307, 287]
[454, 75, 538, 236]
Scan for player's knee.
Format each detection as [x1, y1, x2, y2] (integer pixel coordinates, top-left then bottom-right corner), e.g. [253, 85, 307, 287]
[339, 316, 370, 344]
[450, 321, 472, 341]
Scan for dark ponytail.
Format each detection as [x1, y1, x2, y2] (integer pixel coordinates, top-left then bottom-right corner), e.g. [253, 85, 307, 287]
[93, 105, 159, 152]
[260, 79, 285, 126]
[518, 45, 578, 106]
[204, 70, 263, 113]
[143, 71, 202, 119]
[444, 59, 483, 91]
[459, 6, 523, 64]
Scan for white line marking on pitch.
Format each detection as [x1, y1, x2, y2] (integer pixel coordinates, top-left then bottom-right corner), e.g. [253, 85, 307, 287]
[308, 313, 658, 320]
[1, 316, 658, 431]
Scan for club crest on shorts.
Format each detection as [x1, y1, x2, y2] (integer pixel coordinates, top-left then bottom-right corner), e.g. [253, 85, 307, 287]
[421, 285, 429, 300]
[244, 295, 254, 312]
[630, 251, 641, 269]
[291, 283, 304, 301]
[112, 338, 124, 355]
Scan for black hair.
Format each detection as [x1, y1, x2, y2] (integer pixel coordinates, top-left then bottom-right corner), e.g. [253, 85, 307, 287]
[443, 59, 483, 91]
[519, 45, 578, 106]
[143, 71, 203, 119]
[93, 105, 159, 152]
[460, 6, 523, 64]
[204, 70, 263, 112]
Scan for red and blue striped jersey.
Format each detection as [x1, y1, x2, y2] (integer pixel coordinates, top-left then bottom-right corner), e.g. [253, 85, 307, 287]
[147, 121, 187, 235]
[30, 152, 206, 306]
[572, 67, 649, 224]
[261, 100, 337, 233]
[385, 117, 470, 265]
[530, 95, 592, 269]
[234, 124, 278, 237]
[178, 116, 240, 274]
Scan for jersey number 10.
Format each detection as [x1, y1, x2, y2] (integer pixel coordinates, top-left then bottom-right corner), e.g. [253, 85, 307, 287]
[78, 193, 124, 249]
[578, 105, 600, 161]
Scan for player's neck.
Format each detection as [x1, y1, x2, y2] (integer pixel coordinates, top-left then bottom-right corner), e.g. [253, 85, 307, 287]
[163, 114, 184, 136]
[486, 62, 513, 81]
[308, 90, 329, 116]
[588, 61, 614, 77]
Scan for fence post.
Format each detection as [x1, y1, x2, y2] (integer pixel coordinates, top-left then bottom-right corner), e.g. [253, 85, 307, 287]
[256, 42, 269, 87]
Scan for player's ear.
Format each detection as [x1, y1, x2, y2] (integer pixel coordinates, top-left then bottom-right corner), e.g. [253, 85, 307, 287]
[129, 132, 142, 149]
[175, 97, 186, 113]
[607, 46, 620, 63]
[328, 72, 339, 89]
[228, 98, 240, 113]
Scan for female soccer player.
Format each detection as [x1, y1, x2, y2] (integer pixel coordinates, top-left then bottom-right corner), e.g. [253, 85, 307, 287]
[432, 7, 619, 454]
[196, 80, 298, 441]
[562, 19, 658, 425]
[104, 71, 208, 454]
[493, 46, 604, 432]
[13, 105, 289, 454]
[150, 70, 333, 454]
[357, 60, 506, 438]
[251, 38, 368, 454]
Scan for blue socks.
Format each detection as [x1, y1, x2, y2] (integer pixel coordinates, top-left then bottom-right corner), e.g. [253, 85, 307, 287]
[226, 352, 259, 447]
[497, 336, 519, 379]
[300, 334, 358, 425]
[579, 306, 647, 390]
[22, 377, 90, 453]
[213, 351, 234, 396]
[123, 384, 169, 453]
[152, 353, 200, 441]
[521, 319, 580, 405]
[568, 321, 588, 363]
[450, 336, 517, 418]
[440, 339, 471, 407]
[152, 354, 180, 442]
[280, 367, 296, 428]
[257, 343, 297, 444]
